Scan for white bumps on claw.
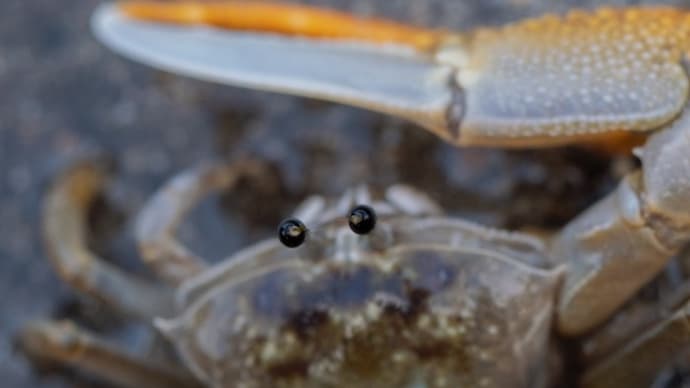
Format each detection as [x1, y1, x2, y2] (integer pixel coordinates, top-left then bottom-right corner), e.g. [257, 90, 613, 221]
[460, 9, 690, 139]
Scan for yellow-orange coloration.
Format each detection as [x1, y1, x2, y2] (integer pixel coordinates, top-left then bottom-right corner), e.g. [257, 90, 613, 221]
[119, 1, 445, 51]
[581, 131, 647, 155]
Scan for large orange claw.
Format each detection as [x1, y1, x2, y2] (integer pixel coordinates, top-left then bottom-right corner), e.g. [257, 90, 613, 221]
[93, 3, 690, 148]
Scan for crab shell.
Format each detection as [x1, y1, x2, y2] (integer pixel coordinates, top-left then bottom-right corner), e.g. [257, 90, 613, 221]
[156, 192, 561, 388]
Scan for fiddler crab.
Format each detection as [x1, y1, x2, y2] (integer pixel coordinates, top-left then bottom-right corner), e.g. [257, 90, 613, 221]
[17, 2, 690, 388]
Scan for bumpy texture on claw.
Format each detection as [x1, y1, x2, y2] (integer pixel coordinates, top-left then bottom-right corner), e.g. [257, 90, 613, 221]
[456, 7, 690, 146]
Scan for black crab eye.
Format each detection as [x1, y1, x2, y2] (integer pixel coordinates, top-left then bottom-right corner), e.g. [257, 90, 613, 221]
[348, 205, 377, 235]
[278, 219, 307, 248]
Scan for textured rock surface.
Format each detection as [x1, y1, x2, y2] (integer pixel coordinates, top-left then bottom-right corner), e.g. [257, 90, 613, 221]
[0, 0, 678, 386]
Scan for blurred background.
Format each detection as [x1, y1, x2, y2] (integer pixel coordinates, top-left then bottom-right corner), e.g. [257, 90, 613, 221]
[2, 0, 686, 387]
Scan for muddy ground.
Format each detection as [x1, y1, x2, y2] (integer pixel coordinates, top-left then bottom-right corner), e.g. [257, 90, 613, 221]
[1, 0, 685, 387]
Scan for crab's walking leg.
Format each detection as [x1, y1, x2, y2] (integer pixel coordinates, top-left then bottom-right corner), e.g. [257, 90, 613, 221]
[43, 161, 174, 319]
[135, 160, 270, 285]
[551, 108, 690, 336]
[579, 300, 690, 388]
[574, 257, 690, 387]
[16, 320, 202, 388]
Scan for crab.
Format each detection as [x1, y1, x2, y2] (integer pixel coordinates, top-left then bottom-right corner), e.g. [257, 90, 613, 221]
[15, 160, 688, 388]
[19, 159, 560, 388]
[17, 1, 690, 388]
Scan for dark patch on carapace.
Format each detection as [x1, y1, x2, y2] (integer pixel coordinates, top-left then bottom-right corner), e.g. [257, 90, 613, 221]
[406, 287, 431, 316]
[250, 250, 461, 324]
[376, 286, 431, 324]
[285, 309, 331, 341]
[266, 358, 310, 379]
[412, 340, 454, 360]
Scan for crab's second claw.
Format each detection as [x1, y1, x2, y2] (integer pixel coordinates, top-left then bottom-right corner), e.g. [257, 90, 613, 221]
[92, 3, 458, 140]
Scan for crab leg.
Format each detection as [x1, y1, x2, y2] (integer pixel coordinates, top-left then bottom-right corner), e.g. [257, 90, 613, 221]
[43, 161, 174, 319]
[551, 107, 690, 336]
[580, 300, 690, 388]
[134, 160, 270, 285]
[17, 320, 202, 388]
[570, 255, 690, 387]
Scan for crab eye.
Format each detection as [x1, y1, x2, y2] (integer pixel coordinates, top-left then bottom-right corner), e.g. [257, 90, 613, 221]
[278, 219, 308, 248]
[348, 205, 377, 235]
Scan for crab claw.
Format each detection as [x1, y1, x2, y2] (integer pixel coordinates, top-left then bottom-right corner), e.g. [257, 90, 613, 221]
[92, 2, 460, 140]
[93, 4, 690, 149]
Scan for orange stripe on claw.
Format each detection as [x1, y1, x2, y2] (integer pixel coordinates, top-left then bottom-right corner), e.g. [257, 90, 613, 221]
[118, 1, 445, 51]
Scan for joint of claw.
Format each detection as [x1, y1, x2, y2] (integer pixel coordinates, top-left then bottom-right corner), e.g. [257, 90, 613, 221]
[624, 173, 690, 252]
[642, 205, 690, 253]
